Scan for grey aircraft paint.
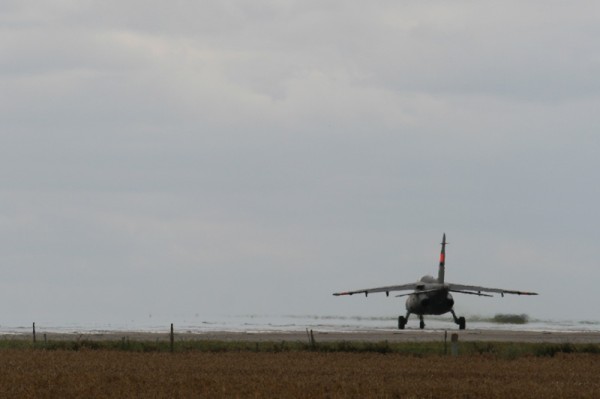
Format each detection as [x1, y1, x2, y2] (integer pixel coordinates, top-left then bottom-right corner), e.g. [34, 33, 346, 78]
[333, 234, 538, 330]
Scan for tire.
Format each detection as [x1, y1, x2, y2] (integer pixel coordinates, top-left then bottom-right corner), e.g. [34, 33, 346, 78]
[458, 316, 466, 330]
[419, 320, 425, 329]
[398, 316, 406, 330]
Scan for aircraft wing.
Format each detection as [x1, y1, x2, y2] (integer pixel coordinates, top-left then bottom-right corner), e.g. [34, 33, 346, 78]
[333, 283, 419, 297]
[447, 283, 538, 296]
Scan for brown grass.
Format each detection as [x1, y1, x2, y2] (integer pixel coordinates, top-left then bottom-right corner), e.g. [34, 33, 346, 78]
[0, 350, 599, 398]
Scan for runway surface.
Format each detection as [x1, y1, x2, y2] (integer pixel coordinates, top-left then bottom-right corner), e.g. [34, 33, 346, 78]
[180, 329, 600, 344]
[7, 329, 600, 344]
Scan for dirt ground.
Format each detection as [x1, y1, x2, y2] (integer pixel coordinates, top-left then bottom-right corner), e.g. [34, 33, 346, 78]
[1, 350, 599, 398]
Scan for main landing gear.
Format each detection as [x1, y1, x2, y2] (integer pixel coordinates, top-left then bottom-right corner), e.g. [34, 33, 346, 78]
[398, 311, 466, 330]
[398, 314, 408, 330]
[451, 310, 466, 330]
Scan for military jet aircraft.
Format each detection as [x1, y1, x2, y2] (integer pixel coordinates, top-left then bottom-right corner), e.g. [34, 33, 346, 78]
[333, 234, 537, 330]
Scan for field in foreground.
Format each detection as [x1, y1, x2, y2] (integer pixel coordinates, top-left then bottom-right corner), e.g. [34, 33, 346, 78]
[1, 350, 599, 398]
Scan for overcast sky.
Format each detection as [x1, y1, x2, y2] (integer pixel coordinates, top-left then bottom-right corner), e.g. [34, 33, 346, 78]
[1, 1, 599, 326]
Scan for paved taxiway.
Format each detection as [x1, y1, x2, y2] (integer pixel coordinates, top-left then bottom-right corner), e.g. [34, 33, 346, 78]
[192, 329, 600, 344]
[6, 329, 600, 343]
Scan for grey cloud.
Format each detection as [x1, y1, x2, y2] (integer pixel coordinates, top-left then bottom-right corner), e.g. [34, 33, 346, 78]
[0, 1, 599, 323]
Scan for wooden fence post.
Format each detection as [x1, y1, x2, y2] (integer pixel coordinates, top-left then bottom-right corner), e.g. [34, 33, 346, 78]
[170, 323, 174, 353]
[451, 333, 459, 356]
[444, 330, 448, 355]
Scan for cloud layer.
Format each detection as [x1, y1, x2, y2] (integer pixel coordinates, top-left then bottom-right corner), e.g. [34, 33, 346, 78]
[1, 1, 599, 324]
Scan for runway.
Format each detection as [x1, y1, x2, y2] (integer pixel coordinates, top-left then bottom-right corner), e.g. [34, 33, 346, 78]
[186, 329, 600, 344]
[8, 329, 600, 344]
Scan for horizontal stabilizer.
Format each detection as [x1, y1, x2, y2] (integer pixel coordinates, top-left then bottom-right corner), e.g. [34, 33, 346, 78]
[395, 288, 441, 298]
[447, 283, 538, 296]
[449, 289, 494, 297]
[333, 283, 419, 297]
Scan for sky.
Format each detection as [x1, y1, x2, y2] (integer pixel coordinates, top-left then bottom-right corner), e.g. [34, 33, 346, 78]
[1, 1, 599, 326]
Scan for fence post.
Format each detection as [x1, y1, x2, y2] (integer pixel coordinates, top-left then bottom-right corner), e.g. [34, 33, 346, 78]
[444, 330, 448, 355]
[170, 323, 174, 353]
[451, 333, 459, 356]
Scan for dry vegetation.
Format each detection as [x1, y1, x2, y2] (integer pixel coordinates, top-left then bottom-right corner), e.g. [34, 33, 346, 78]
[0, 350, 599, 398]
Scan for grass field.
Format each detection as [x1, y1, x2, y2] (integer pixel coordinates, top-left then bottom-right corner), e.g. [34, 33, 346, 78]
[3, 337, 600, 358]
[1, 347, 599, 398]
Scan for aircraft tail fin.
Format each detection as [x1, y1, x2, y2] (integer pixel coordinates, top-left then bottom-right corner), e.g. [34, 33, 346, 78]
[438, 233, 447, 283]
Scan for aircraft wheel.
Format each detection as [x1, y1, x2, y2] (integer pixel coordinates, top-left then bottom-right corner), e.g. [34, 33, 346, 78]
[398, 316, 406, 330]
[419, 320, 425, 329]
[458, 317, 466, 330]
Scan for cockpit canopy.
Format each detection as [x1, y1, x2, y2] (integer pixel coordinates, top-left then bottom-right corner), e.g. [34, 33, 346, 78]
[419, 275, 438, 284]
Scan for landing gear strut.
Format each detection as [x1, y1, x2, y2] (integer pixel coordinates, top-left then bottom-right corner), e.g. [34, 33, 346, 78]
[451, 310, 466, 330]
